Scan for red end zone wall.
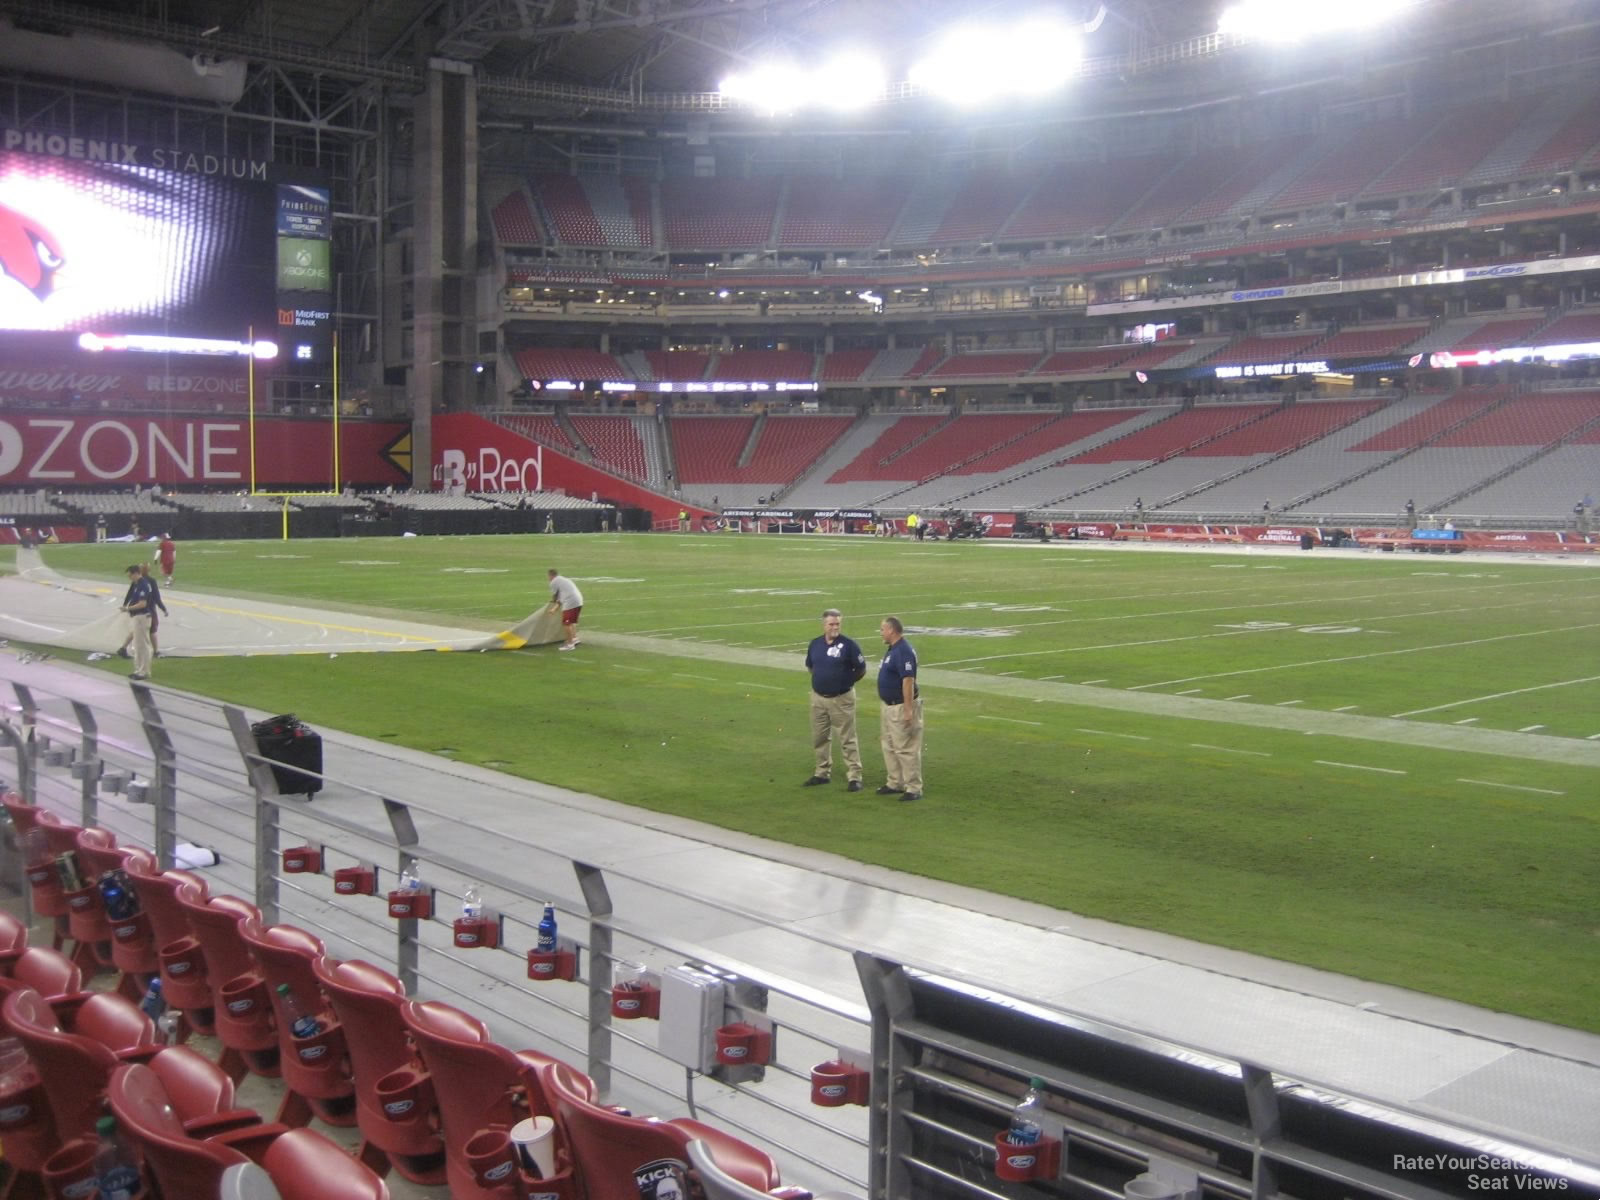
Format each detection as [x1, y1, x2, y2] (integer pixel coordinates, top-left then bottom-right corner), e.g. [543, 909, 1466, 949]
[431, 412, 709, 523]
[0, 410, 410, 488]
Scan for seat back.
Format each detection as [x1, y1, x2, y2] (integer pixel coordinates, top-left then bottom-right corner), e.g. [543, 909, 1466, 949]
[124, 862, 214, 1019]
[541, 1058, 696, 1200]
[15, 806, 69, 917]
[108, 1062, 248, 1199]
[179, 892, 261, 995]
[314, 956, 443, 1170]
[0, 909, 26, 974]
[241, 920, 353, 1106]
[2, 985, 121, 1140]
[73, 826, 128, 884]
[685, 1139, 775, 1200]
[3, 946, 83, 1000]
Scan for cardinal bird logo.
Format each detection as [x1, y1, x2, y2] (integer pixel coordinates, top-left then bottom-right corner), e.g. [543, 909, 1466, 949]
[0, 203, 66, 300]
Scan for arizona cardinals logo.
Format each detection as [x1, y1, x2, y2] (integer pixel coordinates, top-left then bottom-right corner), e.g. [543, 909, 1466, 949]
[0, 203, 65, 300]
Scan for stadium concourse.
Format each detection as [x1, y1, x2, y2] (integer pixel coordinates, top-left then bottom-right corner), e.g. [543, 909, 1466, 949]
[0, 546, 565, 655]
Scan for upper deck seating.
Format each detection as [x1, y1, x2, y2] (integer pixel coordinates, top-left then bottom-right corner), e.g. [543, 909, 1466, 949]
[661, 178, 780, 249]
[1518, 98, 1600, 175]
[577, 175, 653, 249]
[1189, 400, 1382, 456]
[1314, 324, 1429, 358]
[828, 415, 949, 482]
[1110, 151, 1253, 232]
[710, 350, 816, 381]
[1179, 136, 1305, 223]
[1210, 332, 1325, 365]
[1267, 113, 1441, 210]
[1363, 98, 1535, 197]
[820, 350, 879, 382]
[924, 352, 1043, 380]
[569, 415, 649, 479]
[1348, 388, 1512, 451]
[739, 415, 856, 483]
[512, 348, 630, 383]
[884, 413, 1060, 481]
[498, 414, 574, 451]
[951, 409, 1141, 475]
[1003, 155, 1170, 239]
[644, 351, 711, 382]
[929, 175, 1032, 245]
[533, 174, 604, 245]
[1068, 405, 1274, 463]
[1034, 347, 1135, 375]
[1434, 392, 1600, 446]
[673, 416, 757, 482]
[1445, 315, 1547, 353]
[490, 191, 542, 245]
[778, 176, 908, 247]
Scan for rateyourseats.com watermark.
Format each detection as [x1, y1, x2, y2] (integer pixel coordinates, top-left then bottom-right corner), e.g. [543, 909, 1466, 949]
[1394, 1155, 1573, 1190]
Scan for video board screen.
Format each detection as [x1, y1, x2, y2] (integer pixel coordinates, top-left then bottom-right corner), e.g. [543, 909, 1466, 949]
[0, 146, 275, 338]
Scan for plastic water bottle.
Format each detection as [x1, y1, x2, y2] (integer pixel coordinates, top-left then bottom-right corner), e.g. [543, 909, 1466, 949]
[461, 885, 483, 921]
[139, 977, 165, 1021]
[398, 860, 422, 892]
[276, 983, 322, 1039]
[1007, 1077, 1047, 1145]
[94, 1115, 141, 1200]
[156, 1008, 182, 1046]
[537, 903, 558, 954]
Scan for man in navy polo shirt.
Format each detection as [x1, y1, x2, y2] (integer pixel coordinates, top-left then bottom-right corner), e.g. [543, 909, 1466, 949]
[803, 608, 867, 792]
[120, 564, 157, 680]
[876, 616, 922, 802]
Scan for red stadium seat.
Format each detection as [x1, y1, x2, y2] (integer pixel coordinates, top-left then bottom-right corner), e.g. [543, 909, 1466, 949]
[539, 1059, 780, 1200]
[313, 956, 446, 1184]
[400, 997, 589, 1199]
[238, 918, 356, 1128]
[176, 891, 278, 1080]
[109, 1062, 387, 1200]
[124, 858, 215, 1037]
[0, 909, 30, 971]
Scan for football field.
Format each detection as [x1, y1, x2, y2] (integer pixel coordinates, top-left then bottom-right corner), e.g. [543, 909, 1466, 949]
[19, 533, 1600, 1029]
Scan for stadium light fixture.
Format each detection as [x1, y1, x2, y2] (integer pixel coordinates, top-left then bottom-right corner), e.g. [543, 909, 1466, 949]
[719, 52, 885, 115]
[910, 16, 1082, 105]
[1217, 0, 1420, 43]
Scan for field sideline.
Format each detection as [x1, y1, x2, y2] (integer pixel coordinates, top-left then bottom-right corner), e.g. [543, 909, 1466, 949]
[12, 534, 1600, 1030]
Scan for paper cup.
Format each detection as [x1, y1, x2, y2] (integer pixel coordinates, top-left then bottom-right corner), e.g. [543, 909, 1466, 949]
[510, 1114, 557, 1178]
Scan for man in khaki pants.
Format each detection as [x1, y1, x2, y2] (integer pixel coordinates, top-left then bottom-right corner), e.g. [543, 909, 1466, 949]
[802, 609, 867, 792]
[875, 617, 922, 802]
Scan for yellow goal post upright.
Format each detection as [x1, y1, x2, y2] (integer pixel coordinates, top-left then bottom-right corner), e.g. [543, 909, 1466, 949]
[246, 327, 344, 540]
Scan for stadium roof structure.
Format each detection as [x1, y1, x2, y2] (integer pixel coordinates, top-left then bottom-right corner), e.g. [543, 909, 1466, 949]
[0, 0, 1586, 124]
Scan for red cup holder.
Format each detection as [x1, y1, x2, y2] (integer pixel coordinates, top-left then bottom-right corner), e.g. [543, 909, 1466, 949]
[714, 1022, 772, 1067]
[463, 1128, 520, 1193]
[62, 885, 99, 914]
[992, 1132, 1061, 1183]
[387, 889, 432, 920]
[159, 936, 207, 984]
[41, 1137, 100, 1200]
[290, 1019, 345, 1067]
[333, 865, 377, 896]
[610, 980, 660, 1019]
[221, 975, 271, 1022]
[809, 1060, 869, 1106]
[110, 910, 153, 949]
[453, 916, 499, 949]
[282, 846, 322, 874]
[374, 1065, 435, 1123]
[525, 947, 577, 982]
[0, 1068, 48, 1133]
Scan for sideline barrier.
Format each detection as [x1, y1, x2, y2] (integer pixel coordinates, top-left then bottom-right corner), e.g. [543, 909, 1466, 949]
[2, 665, 1597, 1200]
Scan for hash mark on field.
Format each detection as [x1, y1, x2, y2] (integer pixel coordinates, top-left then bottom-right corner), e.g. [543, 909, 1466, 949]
[1225, 693, 1251, 701]
[978, 715, 1043, 727]
[672, 673, 718, 682]
[1315, 760, 1407, 775]
[997, 670, 1024, 676]
[737, 681, 783, 691]
[1334, 705, 1359, 712]
[1175, 688, 1203, 695]
[1518, 724, 1545, 732]
[1190, 743, 1271, 757]
[1081, 678, 1108, 685]
[1457, 778, 1564, 796]
[610, 664, 649, 672]
[1587, 733, 1600, 741]
[1040, 675, 1065, 681]
[1275, 699, 1304, 707]
[1078, 727, 1150, 741]
[1453, 717, 1480, 725]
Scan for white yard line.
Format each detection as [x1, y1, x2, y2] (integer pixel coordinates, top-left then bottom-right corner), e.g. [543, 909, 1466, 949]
[1315, 761, 1407, 775]
[1453, 718, 1480, 726]
[1175, 687, 1203, 695]
[1275, 699, 1304, 707]
[1077, 727, 1151, 741]
[1333, 705, 1359, 712]
[1390, 674, 1600, 718]
[1190, 744, 1271, 757]
[736, 681, 784, 691]
[1517, 725, 1546, 732]
[1457, 778, 1565, 796]
[977, 715, 1044, 727]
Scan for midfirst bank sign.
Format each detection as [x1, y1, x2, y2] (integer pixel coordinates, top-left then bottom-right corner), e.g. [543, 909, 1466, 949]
[2, 127, 270, 180]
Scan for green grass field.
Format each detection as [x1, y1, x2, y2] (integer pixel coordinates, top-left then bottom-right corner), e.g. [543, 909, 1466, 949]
[17, 534, 1600, 1029]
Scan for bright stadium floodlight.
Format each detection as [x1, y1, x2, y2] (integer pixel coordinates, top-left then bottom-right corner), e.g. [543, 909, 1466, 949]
[719, 62, 807, 114]
[813, 51, 886, 112]
[911, 16, 1081, 105]
[1218, 0, 1420, 42]
[721, 53, 885, 114]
